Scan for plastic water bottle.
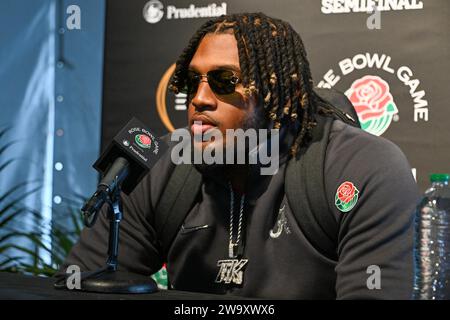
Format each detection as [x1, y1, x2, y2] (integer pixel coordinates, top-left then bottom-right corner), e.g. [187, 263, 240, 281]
[413, 174, 450, 300]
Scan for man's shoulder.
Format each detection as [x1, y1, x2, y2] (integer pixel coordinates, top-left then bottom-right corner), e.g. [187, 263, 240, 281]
[324, 119, 418, 209]
[327, 119, 408, 167]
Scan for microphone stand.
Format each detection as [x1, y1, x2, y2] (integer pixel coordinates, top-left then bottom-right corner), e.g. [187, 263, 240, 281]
[57, 182, 158, 294]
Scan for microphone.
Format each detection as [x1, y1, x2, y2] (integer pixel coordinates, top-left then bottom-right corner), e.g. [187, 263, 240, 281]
[82, 117, 167, 227]
[59, 117, 167, 294]
[81, 157, 129, 226]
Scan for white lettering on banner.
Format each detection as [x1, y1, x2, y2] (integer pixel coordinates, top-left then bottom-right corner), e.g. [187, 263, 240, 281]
[397, 66, 429, 121]
[166, 3, 227, 20]
[321, 0, 424, 14]
[143, 1, 227, 24]
[323, 69, 341, 88]
[339, 53, 395, 76]
[318, 53, 429, 123]
[319, 69, 340, 89]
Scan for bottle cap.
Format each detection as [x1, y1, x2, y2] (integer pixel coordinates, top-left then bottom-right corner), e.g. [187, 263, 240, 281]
[430, 174, 450, 182]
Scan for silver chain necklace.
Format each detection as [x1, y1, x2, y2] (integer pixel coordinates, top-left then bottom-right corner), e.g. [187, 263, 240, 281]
[228, 181, 245, 259]
[214, 182, 249, 285]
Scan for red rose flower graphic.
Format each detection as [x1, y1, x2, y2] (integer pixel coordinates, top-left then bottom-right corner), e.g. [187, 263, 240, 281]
[139, 134, 151, 145]
[335, 181, 359, 212]
[337, 181, 356, 204]
[347, 75, 394, 122]
[135, 134, 152, 148]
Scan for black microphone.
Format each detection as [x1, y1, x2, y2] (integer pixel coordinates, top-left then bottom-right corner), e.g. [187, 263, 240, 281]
[81, 157, 130, 226]
[82, 117, 167, 227]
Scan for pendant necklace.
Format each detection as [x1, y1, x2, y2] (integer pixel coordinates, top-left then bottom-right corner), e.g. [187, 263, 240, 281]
[215, 182, 248, 285]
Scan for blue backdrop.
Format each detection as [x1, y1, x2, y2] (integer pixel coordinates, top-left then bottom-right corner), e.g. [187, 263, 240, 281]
[0, 0, 105, 264]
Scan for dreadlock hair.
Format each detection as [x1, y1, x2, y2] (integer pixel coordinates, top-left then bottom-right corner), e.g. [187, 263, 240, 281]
[169, 12, 326, 156]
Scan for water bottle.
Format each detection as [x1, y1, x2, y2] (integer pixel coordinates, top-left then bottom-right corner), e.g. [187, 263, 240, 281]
[413, 174, 450, 300]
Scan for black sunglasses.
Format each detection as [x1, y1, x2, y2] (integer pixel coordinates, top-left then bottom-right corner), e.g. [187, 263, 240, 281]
[181, 69, 241, 96]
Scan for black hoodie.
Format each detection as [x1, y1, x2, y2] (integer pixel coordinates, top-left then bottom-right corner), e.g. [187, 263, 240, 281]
[58, 120, 420, 299]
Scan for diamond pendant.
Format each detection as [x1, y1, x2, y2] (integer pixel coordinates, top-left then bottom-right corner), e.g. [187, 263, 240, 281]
[215, 259, 248, 285]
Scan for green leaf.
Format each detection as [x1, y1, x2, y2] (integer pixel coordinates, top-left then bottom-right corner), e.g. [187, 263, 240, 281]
[0, 186, 41, 216]
[2, 244, 48, 264]
[16, 263, 56, 277]
[0, 244, 18, 255]
[0, 181, 41, 204]
[0, 256, 22, 268]
[0, 208, 26, 228]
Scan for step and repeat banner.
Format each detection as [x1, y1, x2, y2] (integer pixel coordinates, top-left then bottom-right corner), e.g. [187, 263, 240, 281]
[101, 0, 450, 190]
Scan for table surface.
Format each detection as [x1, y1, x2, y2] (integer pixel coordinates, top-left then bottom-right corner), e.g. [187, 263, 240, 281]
[0, 272, 245, 300]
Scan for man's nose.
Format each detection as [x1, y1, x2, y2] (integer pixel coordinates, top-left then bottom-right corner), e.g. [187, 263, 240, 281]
[191, 80, 217, 112]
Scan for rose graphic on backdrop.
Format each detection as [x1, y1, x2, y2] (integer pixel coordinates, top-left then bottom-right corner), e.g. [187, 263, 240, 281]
[335, 181, 359, 213]
[345, 75, 398, 136]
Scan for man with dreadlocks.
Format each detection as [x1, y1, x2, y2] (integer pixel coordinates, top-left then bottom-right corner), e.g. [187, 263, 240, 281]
[60, 13, 419, 299]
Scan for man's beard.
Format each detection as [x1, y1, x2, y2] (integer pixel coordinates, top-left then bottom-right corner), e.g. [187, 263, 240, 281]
[192, 108, 267, 176]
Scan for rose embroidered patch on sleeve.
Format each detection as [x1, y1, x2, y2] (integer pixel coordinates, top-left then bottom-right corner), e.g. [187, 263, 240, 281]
[335, 181, 359, 213]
